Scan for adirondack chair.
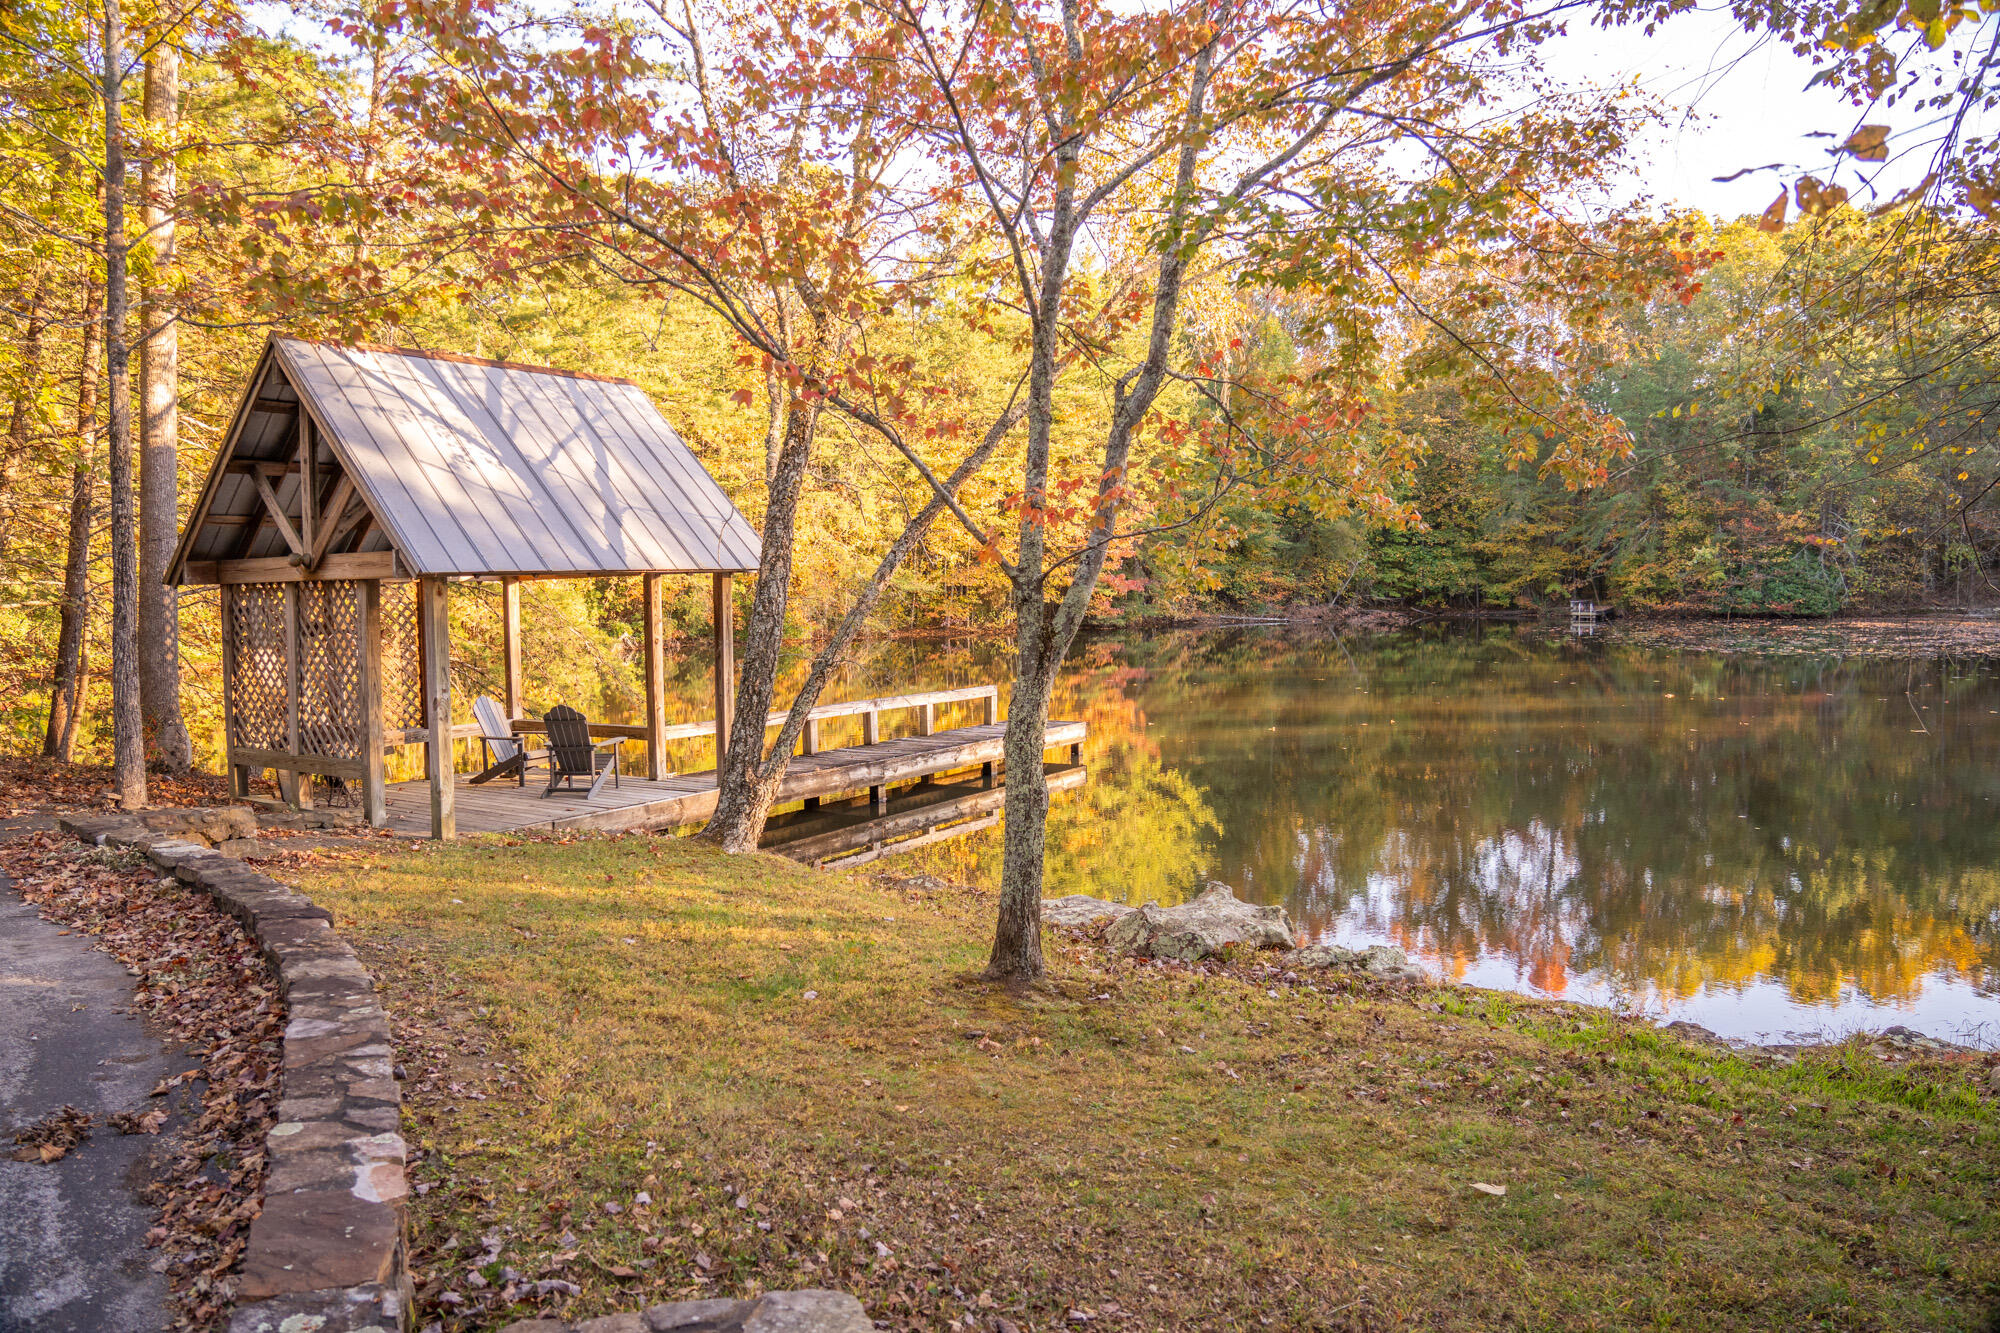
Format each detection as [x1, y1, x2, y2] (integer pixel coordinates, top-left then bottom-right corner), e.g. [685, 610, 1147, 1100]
[469, 695, 548, 786]
[542, 704, 627, 799]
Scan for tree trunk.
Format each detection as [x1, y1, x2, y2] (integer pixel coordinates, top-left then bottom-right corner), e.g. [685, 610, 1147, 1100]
[698, 400, 1026, 851]
[985, 634, 1056, 982]
[103, 0, 146, 809]
[45, 281, 104, 761]
[699, 395, 819, 851]
[138, 42, 190, 772]
[0, 277, 48, 565]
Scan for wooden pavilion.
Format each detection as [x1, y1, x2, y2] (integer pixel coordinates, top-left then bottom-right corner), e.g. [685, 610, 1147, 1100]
[166, 335, 761, 840]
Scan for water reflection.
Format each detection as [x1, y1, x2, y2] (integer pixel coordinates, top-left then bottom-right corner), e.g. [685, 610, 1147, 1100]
[912, 624, 2000, 1044]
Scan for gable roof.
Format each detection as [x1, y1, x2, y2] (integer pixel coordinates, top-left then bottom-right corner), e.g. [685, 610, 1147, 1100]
[169, 336, 762, 582]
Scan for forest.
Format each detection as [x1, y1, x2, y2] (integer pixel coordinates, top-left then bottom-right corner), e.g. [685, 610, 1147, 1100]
[2, 0, 1998, 944]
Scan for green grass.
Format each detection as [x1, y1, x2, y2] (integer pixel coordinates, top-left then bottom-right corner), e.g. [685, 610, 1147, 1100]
[277, 833, 2000, 1332]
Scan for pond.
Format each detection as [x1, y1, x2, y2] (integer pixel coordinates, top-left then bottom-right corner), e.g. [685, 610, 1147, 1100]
[886, 619, 2000, 1047]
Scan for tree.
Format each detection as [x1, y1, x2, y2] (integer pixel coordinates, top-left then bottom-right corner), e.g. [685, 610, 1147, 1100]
[138, 35, 192, 772]
[819, 0, 1704, 980]
[102, 0, 146, 807]
[363, 0, 1035, 849]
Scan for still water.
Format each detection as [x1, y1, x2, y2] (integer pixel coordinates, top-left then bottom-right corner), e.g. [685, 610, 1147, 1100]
[889, 621, 2000, 1046]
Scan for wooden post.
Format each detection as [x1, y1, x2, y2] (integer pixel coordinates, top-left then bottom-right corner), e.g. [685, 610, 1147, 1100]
[864, 708, 883, 810]
[219, 584, 248, 799]
[501, 576, 522, 722]
[918, 701, 935, 736]
[711, 573, 733, 768]
[801, 714, 821, 810]
[981, 687, 998, 786]
[281, 583, 305, 808]
[358, 578, 386, 826]
[642, 573, 667, 780]
[421, 575, 455, 840]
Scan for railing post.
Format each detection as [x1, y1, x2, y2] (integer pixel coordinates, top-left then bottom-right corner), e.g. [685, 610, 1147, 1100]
[982, 687, 998, 786]
[918, 701, 935, 736]
[802, 715, 821, 810]
[358, 579, 386, 826]
[864, 708, 884, 810]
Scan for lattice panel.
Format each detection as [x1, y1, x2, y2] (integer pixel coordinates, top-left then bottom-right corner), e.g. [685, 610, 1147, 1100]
[298, 581, 364, 758]
[380, 581, 424, 733]
[228, 585, 289, 750]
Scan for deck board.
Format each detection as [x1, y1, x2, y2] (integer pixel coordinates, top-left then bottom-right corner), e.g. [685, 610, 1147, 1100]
[378, 720, 1084, 837]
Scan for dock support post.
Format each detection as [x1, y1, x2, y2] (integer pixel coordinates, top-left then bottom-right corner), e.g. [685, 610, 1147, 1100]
[802, 715, 820, 810]
[864, 708, 884, 810]
[421, 575, 455, 841]
[711, 573, 734, 769]
[358, 579, 386, 826]
[501, 576, 522, 723]
[643, 573, 668, 780]
[982, 688, 998, 786]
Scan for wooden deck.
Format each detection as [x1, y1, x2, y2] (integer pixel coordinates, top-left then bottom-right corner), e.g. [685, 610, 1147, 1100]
[761, 764, 1087, 867]
[378, 719, 1085, 837]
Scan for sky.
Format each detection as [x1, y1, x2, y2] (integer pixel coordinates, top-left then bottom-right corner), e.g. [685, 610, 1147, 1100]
[1540, 3, 1940, 220]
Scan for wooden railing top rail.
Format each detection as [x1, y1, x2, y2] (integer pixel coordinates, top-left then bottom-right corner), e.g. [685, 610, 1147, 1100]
[394, 684, 1000, 748]
[652, 685, 998, 743]
[395, 685, 1000, 751]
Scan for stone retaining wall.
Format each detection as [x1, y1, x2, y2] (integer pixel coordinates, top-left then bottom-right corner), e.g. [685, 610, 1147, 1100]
[61, 811, 411, 1333]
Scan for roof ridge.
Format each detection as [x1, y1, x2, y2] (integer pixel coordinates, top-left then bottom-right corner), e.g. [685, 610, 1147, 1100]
[276, 335, 641, 387]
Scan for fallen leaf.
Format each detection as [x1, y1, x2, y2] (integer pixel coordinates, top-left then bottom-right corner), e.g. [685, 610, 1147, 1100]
[1470, 1182, 1507, 1197]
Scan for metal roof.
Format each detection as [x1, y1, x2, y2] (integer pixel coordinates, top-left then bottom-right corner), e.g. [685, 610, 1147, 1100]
[169, 336, 762, 580]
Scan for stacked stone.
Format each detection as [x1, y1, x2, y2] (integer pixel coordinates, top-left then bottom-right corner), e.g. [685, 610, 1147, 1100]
[497, 1290, 873, 1332]
[61, 813, 411, 1333]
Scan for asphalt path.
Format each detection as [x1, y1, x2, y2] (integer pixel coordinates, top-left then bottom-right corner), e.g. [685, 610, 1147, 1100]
[0, 866, 187, 1333]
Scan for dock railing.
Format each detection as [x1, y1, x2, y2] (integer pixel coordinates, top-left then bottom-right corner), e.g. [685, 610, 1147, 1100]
[464, 684, 1004, 758]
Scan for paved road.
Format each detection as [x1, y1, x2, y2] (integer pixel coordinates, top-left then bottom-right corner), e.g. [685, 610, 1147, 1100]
[0, 869, 187, 1333]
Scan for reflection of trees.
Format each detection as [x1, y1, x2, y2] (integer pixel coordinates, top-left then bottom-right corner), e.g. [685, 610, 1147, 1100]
[913, 661, 1222, 904]
[675, 623, 1995, 1010]
[1079, 626, 2000, 1007]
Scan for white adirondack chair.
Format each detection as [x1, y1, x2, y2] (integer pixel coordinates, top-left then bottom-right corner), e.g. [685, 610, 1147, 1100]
[468, 694, 548, 786]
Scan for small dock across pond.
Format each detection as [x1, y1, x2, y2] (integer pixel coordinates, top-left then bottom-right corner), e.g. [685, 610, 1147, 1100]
[377, 686, 1085, 838]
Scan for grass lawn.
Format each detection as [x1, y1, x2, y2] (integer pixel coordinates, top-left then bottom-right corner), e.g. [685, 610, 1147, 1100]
[276, 833, 2000, 1332]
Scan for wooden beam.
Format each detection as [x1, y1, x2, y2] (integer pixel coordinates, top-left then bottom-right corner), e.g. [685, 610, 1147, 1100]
[421, 575, 455, 840]
[358, 579, 386, 826]
[251, 470, 306, 560]
[296, 415, 316, 558]
[225, 459, 335, 477]
[307, 476, 358, 569]
[502, 577, 523, 722]
[200, 551, 399, 585]
[642, 573, 667, 780]
[712, 573, 733, 768]
[230, 746, 366, 780]
[249, 396, 301, 414]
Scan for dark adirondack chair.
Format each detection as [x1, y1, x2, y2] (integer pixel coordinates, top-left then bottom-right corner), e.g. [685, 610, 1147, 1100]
[542, 704, 627, 799]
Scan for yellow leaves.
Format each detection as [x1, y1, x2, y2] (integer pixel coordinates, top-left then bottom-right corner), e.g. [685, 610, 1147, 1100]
[1841, 125, 1890, 161]
[1968, 184, 1999, 216]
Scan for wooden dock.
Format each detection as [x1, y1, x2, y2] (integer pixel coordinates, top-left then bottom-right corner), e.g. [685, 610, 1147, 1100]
[378, 717, 1085, 838]
[761, 764, 1087, 867]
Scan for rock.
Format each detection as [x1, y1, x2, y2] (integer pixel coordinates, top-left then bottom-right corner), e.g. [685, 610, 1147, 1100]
[742, 1290, 873, 1332]
[576, 1315, 649, 1333]
[645, 1301, 744, 1330]
[1988, 1066, 2000, 1095]
[1279, 942, 1424, 981]
[1282, 944, 1364, 971]
[1042, 895, 1136, 930]
[1105, 883, 1292, 961]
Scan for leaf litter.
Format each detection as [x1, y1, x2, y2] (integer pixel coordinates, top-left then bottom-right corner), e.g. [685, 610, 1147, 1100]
[0, 831, 285, 1331]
